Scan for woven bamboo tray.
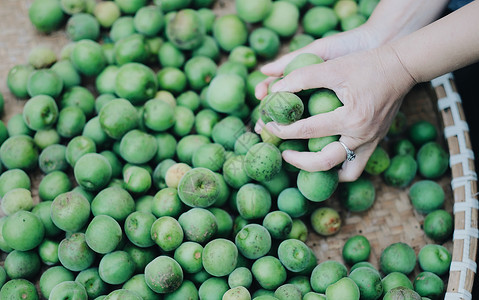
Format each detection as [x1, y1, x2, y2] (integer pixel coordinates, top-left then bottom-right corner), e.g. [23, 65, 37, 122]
[0, 0, 477, 299]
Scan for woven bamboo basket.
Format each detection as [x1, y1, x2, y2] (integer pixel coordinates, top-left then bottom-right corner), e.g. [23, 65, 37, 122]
[0, 0, 477, 299]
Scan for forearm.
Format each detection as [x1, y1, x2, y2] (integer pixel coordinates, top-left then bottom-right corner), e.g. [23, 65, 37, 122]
[365, 0, 449, 46]
[391, 1, 479, 83]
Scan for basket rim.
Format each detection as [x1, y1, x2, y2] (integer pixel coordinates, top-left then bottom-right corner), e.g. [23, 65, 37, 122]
[431, 73, 478, 300]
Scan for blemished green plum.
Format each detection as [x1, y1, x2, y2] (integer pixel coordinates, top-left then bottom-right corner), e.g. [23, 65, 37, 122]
[310, 207, 341, 236]
[150, 216, 184, 252]
[342, 235, 371, 265]
[260, 92, 304, 124]
[166, 9, 205, 50]
[383, 287, 422, 300]
[0, 279, 39, 300]
[177, 167, 221, 208]
[145, 256, 184, 293]
[223, 286, 251, 300]
[174, 242, 204, 274]
[178, 208, 218, 243]
[365, 146, 390, 175]
[58, 233, 96, 272]
[348, 267, 383, 300]
[244, 142, 282, 182]
[413, 272, 444, 300]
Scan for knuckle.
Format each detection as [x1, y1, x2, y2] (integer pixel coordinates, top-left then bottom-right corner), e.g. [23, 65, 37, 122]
[298, 122, 315, 138]
[319, 158, 338, 171]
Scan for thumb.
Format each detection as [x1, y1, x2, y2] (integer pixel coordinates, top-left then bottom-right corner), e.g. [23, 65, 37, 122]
[271, 62, 337, 93]
[260, 41, 325, 77]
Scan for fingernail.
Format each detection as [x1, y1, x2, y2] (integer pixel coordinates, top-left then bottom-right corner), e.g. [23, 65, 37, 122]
[255, 90, 264, 100]
[282, 150, 292, 159]
[254, 123, 262, 134]
[260, 64, 272, 73]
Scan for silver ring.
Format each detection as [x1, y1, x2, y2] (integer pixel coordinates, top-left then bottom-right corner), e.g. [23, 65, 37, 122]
[339, 141, 356, 162]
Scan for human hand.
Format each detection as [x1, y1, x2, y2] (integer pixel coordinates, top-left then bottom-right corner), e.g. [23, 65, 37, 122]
[255, 25, 379, 100]
[255, 45, 416, 182]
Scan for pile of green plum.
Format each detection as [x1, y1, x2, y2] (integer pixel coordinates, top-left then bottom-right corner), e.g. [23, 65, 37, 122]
[0, 0, 453, 299]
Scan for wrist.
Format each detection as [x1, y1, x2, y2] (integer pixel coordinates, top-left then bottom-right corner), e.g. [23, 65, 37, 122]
[376, 44, 417, 98]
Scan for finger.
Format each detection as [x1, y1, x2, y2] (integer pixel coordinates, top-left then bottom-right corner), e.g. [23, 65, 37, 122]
[264, 110, 345, 139]
[254, 119, 265, 134]
[255, 77, 277, 100]
[282, 141, 347, 172]
[271, 62, 337, 94]
[338, 141, 378, 182]
[260, 41, 323, 77]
